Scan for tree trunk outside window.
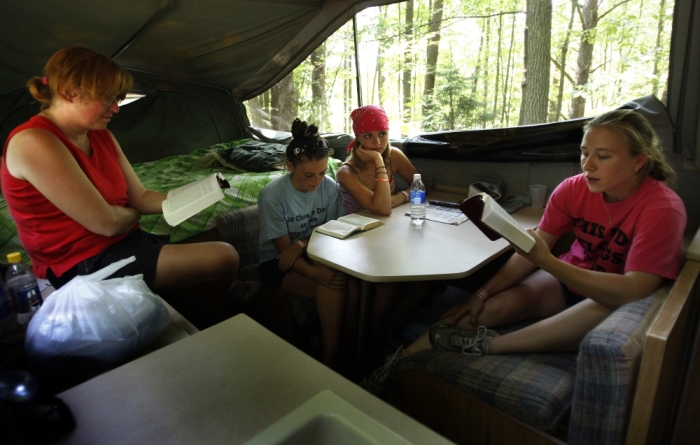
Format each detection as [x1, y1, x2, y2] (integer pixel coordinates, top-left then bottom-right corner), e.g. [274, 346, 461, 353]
[422, 0, 444, 120]
[402, 0, 414, 123]
[310, 44, 326, 127]
[271, 72, 296, 131]
[571, 0, 597, 119]
[519, 0, 552, 125]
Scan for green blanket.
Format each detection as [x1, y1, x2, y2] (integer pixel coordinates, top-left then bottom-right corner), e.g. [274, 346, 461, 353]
[0, 139, 342, 265]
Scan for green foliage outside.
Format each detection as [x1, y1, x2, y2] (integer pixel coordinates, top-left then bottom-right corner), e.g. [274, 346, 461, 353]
[246, 0, 674, 137]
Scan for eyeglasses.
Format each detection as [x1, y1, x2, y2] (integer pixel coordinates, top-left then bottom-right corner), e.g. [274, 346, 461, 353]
[102, 96, 123, 107]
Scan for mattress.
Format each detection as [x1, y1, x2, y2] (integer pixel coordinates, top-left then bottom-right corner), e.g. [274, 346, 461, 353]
[0, 139, 342, 266]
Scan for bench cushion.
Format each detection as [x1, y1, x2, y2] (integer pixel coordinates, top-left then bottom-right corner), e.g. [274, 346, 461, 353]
[217, 204, 260, 269]
[569, 291, 664, 444]
[388, 291, 665, 441]
[387, 322, 578, 432]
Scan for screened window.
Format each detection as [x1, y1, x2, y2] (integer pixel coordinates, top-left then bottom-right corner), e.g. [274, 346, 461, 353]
[245, 0, 675, 137]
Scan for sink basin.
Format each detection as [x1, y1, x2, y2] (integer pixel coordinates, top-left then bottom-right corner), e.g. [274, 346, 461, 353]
[243, 390, 413, 445]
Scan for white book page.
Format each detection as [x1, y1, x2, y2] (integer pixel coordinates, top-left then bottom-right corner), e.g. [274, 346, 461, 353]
[338, 213, 377, 228]
[315, 220, 359, 238]
[163, 174, 224, 226]
[404, 205, 467, 225]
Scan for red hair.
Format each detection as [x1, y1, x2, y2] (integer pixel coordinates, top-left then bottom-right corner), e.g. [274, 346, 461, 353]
[27, 45, 133, 110]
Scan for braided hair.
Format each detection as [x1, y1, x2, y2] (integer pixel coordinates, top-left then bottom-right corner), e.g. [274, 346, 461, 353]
[286, 119, 333, 166]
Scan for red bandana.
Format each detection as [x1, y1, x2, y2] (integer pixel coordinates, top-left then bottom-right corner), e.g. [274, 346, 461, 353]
[347, 105, 390, 151]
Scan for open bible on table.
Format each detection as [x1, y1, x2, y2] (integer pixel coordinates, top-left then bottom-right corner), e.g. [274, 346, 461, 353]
[314, 214, 384, 239]
[162, 173, 229, 226]
[459, 193, 535, 253]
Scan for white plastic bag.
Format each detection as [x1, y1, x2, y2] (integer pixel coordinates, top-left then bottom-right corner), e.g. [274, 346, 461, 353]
[25, 256, 171, 372]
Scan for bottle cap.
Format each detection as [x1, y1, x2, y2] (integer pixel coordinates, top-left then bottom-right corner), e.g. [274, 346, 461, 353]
[413, 173, 421, 181]
[7, 252, 22, 263]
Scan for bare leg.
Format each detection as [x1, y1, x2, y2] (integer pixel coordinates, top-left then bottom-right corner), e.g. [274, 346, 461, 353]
[489, 298, 612, 354]
[152, 241, 239, 328]
[405, 269, 566, 355]
[315, 283, 347, 368]
[281, 267, 347, 369]
[153, 241, 239, 293]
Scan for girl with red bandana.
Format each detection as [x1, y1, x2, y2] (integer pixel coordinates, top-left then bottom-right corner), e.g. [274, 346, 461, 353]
[337, 105, 419, 215]
[336, 105, 431, 359]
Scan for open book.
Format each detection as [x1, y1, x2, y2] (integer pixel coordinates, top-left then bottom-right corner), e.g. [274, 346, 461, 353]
[162, 173, 227, 226]
[315, 214, 384, 239]
[459, 193, 535, 253]
[404, 204, 467, 225]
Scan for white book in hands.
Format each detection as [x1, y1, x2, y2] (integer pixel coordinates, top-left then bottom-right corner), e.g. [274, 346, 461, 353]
[162, 173, 227, 226]
[459, 193, 535, 253]
[315, 214, 384, 239]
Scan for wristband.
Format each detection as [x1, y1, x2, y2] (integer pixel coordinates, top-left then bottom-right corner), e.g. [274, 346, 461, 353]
[401, 190, 410, 202]
[296, 240, 306, 249]
[474, 287, 489, 302]
[375, 166, 387, 171]
[375, 178, 390, 182]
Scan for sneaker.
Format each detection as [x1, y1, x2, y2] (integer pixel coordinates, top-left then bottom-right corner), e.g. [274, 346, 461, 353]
[226, 280, 262, 303]
[359, 346, 405, 397]
[236, 264, 260, 282]
[429, 324, 499, 355]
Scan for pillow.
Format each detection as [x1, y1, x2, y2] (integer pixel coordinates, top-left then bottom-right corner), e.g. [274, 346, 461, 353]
[247, 126, 353, 152]
[247, 126, 292, 144]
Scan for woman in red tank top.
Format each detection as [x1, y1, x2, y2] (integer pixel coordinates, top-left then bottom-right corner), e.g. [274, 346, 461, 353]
[1, 45, 251, 328]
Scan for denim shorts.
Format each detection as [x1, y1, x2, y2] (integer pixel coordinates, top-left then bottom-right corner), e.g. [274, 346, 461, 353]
[47, 229, 170, 289]
[560, 281, 586, 308]
[259, 258, 286, 290]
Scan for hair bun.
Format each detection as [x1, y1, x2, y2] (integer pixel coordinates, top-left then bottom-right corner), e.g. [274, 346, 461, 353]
[291, 118, 319, 140]
[291, 118, 308, 139]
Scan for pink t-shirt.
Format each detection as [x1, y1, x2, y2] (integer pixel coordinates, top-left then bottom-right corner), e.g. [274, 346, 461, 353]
[539, 174, 686, 291]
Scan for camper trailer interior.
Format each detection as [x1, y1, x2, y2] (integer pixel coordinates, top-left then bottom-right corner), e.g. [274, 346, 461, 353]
[1, 1, 699, 444]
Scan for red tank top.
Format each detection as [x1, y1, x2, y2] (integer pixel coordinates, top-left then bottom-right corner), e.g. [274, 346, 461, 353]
[1, 116, 135, 279]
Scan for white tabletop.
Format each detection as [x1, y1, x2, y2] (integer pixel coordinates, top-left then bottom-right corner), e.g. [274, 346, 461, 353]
[55, 314, 453, 445]
[308, 192, 544, 282]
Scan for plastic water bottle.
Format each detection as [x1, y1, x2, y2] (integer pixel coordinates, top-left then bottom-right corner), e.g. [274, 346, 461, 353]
[5, 252, 42, 315]
[0, 275, 11, 322]
[0, 275, 22, 337]
[0, 275, 10, 318]
[410, 173, 426, 226]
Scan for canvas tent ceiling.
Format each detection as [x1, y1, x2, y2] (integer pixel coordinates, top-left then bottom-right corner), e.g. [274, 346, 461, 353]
[1, 0, 696, 167]
[0, 0, 401, 101]
[0, 0, 401, 161]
